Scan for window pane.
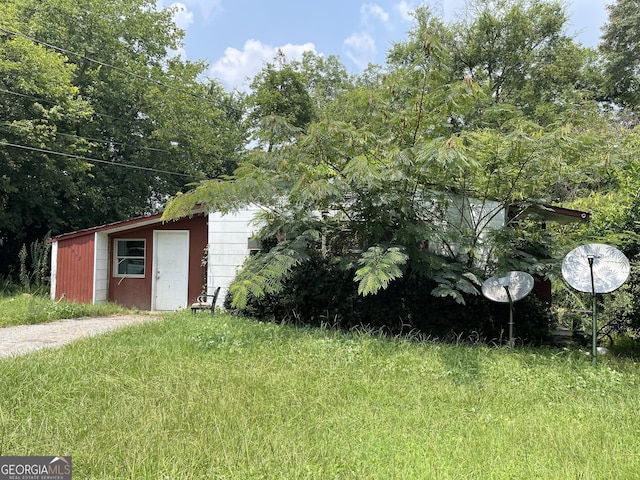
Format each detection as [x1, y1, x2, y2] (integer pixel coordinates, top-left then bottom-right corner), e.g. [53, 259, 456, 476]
[126, 241, 145, 256]
[117, 241, 128, 256]
[118, 240, 145, 257]
[118, 258, 145, 275]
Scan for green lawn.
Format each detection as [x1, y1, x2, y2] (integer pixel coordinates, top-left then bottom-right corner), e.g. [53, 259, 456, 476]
[1, 312, 639, 479]
[0, 294, 134, 327]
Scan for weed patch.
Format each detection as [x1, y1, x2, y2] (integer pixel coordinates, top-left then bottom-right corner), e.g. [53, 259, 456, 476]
[0, 295, 133, 327]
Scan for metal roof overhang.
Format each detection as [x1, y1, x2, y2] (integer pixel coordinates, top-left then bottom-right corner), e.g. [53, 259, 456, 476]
[49, 205, 206, 243]
[510, 203, 590, 225]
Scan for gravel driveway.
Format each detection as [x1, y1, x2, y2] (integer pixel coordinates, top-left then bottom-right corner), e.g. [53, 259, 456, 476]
[0, 315, 162, 359]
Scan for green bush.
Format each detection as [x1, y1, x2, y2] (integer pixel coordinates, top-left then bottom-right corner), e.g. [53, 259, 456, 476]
[612, 254, 640, 331]
[225, 256, 554, 345]
[582, 253, 640, 348]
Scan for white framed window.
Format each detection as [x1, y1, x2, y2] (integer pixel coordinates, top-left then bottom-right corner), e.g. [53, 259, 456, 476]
[114, 239, 146, 277]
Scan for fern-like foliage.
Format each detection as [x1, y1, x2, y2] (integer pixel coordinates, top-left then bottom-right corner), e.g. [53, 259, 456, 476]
[354, 246, 409, 296]
[431, 269, 482, 305]
[228, 230, 319, 309]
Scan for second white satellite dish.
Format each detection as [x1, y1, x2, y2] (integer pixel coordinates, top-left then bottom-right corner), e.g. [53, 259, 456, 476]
[562, 243, 630, 294]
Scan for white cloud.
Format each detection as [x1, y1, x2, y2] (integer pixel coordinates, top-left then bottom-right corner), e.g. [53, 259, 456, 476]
[394, 1, 415, 22]
[344, 32, 377, 70]
[361, 4, 390, 26]
[178, 0, 223, 19]
[170, 2, 195, 31]
[209, 40, 317, 91]
[156, 0, 221, 22]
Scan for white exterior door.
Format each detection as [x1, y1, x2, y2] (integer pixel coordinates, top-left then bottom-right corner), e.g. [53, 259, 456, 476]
[153, 230, 189, 310]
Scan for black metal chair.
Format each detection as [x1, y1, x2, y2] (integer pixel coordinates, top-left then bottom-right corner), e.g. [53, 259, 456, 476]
[190, 286, 221, 314]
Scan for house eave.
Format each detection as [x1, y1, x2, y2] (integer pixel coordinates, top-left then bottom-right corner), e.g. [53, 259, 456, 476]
[49, 205, 206, 243]
[510, 203, 590, 225]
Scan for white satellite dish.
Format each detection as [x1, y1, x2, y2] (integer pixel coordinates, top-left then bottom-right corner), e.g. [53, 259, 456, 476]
[562, 243, 630, 364]
[482, 271, 535, 347]
[562, 243, 630, 294]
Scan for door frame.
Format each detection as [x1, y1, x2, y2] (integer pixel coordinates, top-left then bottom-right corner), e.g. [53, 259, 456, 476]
[151, 230, 190, 311]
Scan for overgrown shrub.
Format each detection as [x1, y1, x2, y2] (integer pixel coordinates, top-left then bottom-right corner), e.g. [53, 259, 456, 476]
[608, 333, 640, 358]
[225, 256, 554, 345]
[18, 234, 51, 294]
[592, 253, 640, 343]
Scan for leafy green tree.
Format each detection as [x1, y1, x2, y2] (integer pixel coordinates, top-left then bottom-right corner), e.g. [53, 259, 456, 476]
[444, 0, 598, 126]
[1, 0, 246, 274]
[246, 52, 316, 150]
[581, 0, 640, 342]
[298, 51, 353, 114]
[600, 0, 640, 108]
[23, 0, 243, 220]
[165, 5, 605, 310]
[144, 61, 248, 181]
[0, 0, 92, 274]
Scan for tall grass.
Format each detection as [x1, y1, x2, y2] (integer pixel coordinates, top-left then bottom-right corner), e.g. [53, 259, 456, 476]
[0, 294, 133, 327]
[1, 312, 639, 479]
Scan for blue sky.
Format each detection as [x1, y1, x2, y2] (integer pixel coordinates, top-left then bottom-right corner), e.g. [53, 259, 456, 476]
[158, 0, 610, 91]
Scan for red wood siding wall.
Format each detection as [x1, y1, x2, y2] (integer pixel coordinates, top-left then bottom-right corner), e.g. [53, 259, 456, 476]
[108, 215, 208, 310]
[55, 234, 96, 303]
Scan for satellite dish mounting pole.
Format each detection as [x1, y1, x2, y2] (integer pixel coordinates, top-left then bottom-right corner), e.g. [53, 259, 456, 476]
[482, 272, 534, 349]
[562, 244, 629, 366]
[503, 286, 515, 348]
[588, 255, 597, 365]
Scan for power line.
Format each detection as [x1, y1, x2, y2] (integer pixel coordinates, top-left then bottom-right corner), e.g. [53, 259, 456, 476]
[0, 26, 221, 105]
[0, 87, 124, 122]
[0, 141, 198, 179]
[0, 28, 240, 177]
[0, 121, 174, 154]
[0, 85, 215, 155]
[0, 28, 248, 156]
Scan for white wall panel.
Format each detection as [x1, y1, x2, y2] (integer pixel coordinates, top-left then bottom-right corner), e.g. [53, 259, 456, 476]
[93, 232, 109, 304]
[50, 241, 58, 300]
[207, 206, 262, 304]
